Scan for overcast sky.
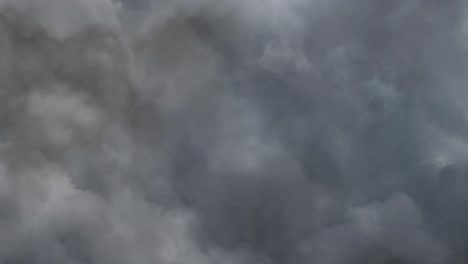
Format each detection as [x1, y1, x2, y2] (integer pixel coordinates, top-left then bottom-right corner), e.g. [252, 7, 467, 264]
[0, 0, 468, 263]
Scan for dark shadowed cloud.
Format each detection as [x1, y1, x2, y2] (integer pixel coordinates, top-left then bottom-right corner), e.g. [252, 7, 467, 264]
[0, 0, 468, 263]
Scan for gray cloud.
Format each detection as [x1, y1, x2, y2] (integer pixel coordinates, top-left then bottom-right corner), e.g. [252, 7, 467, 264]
[1, 0, 468, 263]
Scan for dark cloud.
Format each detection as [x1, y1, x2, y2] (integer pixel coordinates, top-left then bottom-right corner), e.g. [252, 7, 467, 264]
[1, 0, 468, 263]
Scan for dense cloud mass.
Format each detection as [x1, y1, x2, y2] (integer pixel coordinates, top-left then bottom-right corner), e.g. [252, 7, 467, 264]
[1, 0, 468, 263]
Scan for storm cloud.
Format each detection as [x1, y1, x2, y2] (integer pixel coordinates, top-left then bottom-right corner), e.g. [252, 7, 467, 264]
[0, 0, 468, 263]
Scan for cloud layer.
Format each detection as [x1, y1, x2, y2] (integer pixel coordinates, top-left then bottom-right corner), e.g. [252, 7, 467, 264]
[1, 0, 468, 263]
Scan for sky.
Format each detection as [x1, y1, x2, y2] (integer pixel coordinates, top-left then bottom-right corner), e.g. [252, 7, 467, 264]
[1, 0, 468, 263]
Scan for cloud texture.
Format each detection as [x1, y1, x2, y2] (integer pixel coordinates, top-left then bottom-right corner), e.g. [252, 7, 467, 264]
[1, 0, 468, 263]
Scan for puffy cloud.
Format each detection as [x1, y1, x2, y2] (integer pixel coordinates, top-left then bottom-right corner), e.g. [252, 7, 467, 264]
[1, 0, 468, 263]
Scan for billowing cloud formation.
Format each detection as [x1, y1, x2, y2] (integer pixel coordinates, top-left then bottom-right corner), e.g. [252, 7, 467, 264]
[1, 0, 468, 263]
